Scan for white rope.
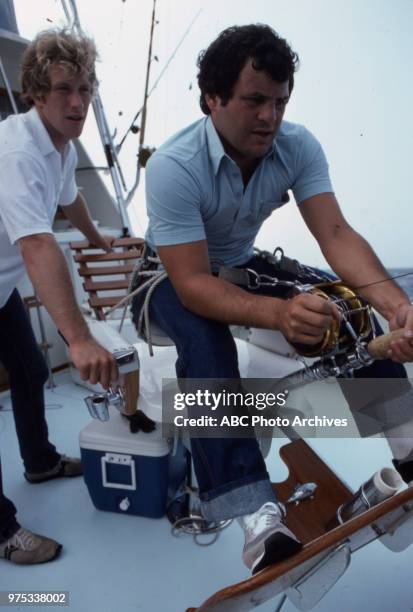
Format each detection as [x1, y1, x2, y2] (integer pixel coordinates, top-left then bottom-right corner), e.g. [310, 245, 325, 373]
[103, 252, 167, 355]
[137, 271, 168, 356]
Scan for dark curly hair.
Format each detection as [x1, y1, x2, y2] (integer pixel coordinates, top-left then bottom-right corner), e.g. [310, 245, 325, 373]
[197, 24, 299, 115]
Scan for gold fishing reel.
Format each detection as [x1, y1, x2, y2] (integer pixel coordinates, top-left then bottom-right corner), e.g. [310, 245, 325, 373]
[291, 281, 372, 358]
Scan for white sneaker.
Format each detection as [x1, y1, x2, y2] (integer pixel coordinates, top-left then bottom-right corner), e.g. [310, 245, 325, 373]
[239, 502, 302, 574]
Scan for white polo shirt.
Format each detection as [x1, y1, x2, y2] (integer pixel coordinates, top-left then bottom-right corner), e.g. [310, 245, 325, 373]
[0, 107, 78, 307]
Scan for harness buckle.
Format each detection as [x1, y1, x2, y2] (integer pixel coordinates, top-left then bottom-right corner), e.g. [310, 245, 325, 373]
[246, 268, 260, 290]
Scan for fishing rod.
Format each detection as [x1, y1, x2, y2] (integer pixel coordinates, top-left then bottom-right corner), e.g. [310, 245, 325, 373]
[116, 7, 202, 152]
[139, 0, 156, 155]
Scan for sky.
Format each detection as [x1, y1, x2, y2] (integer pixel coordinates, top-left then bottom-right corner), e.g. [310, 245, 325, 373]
[12, 0, 413, 267]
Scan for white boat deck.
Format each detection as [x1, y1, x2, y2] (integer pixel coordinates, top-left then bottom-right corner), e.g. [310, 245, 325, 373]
[1, 343, 413, 612]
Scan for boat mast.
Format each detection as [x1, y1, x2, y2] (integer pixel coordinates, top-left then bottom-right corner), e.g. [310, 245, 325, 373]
[0, 57, 18, 113]
[61, 0, 132, 235]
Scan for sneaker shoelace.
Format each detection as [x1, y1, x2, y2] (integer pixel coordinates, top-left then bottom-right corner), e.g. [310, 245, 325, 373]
[9, 528, 39, 552]
[244, 503, 283, 537]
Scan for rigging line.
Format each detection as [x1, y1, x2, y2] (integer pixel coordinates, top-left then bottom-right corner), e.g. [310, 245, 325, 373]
[117, 7, 202, 151]
[111, 0, 126, 110]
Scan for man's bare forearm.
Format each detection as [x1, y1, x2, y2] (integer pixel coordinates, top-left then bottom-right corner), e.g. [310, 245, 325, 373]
[62, 192, 107, 247]
[19, 233, 91, 343]
[178, 272, 286, 330]
[321, 227, 410, 320]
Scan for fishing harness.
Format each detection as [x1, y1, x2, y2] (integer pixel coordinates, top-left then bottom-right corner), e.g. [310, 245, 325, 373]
[109, 245, 376, 378]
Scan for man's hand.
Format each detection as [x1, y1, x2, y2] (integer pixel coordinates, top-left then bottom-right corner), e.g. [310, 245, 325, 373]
[90, 234, 115, 253]
[63, 194, 116, 252]
[388, 303, 413, 363]
[277, 292, 340, 345]
[69, 335, 119, 389]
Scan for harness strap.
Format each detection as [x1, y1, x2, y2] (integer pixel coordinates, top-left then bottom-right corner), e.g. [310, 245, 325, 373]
[254, 247, 305, 276]
[218, 267, 252, 287]
[218, 248, 331, 290]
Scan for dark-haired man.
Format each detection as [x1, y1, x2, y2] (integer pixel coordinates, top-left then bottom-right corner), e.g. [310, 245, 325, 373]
[0, 28, 119, 565]
[133, 24, 413, 573]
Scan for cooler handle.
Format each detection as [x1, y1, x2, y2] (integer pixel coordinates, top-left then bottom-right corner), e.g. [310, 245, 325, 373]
[101, 453, 137, 491]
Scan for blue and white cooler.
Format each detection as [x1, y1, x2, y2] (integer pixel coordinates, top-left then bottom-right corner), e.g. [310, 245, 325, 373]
[80, 408, 172, 518]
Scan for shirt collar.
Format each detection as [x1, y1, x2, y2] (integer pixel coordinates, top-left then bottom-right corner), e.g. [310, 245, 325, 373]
[24, 107, 61, 158]
[205, 115, 277, 174]
[265, 138, 277, 160]
[205, 116, 227, 175]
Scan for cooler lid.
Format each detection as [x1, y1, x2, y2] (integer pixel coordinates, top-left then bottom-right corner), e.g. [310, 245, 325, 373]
[79, 408, 170, 457]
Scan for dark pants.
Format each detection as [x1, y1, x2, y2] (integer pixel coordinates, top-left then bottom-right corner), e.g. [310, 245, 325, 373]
[0, 290, 60, 543]
[132, 255, 407, 521]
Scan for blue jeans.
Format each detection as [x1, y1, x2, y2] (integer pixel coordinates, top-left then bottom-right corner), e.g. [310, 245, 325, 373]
[131, 255, 407, 522]
[0, 290, 60, 542]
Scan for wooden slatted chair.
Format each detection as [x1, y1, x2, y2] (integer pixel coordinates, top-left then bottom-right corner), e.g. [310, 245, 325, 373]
[69, 236, 155, 432]
[186, 439, 413, 611]
[70, 236, 145, 321]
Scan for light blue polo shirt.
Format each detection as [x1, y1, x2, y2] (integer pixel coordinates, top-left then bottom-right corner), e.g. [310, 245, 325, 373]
[145, 116, 333, 267]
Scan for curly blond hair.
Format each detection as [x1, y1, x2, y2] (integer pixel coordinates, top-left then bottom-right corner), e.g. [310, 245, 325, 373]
[21, 28, 98, 106]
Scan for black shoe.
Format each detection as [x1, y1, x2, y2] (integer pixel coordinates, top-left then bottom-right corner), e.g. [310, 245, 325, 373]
[123, 411, 156, 434]
[393, 458, 413, 485]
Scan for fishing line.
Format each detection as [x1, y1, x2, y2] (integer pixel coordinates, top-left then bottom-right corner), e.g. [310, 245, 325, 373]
[353, 270, 413, 292]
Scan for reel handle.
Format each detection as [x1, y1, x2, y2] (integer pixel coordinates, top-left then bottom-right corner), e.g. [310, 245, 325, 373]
[367, 329, 408, 360]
